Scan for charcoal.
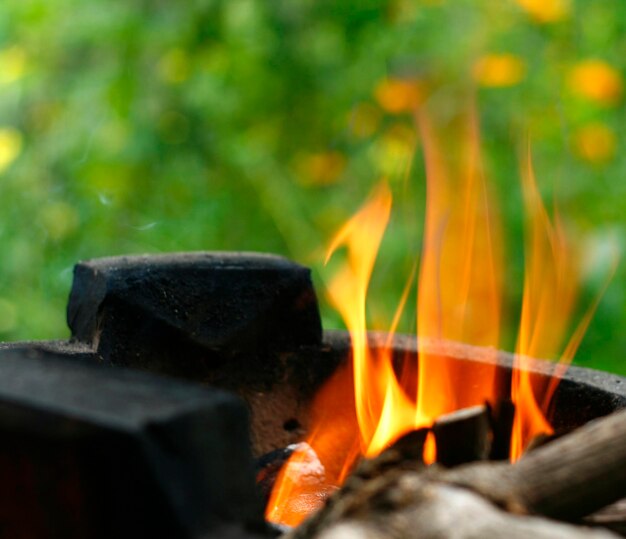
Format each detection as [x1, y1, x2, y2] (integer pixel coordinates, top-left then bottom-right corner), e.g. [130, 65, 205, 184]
[433, 405, 491, 467]
[384, 428, 429, 463]
[0, 349, 266, 539]
[256, 445, 297, 504]
[488, 399, 515, 460]
[67, 252, 322, 379]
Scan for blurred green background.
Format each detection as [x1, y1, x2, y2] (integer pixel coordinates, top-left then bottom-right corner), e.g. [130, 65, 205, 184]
[0, 0, 624, 374]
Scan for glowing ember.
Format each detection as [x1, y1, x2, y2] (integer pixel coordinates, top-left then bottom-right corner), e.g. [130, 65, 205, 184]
[265, 103, 613, 527]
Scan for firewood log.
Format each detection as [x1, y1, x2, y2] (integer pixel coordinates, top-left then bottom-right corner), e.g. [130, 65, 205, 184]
[314, 483, 618, 539]
[289, 472, 619, 539]
[286, 408, 626, 539]
[443, 406, 626, 520]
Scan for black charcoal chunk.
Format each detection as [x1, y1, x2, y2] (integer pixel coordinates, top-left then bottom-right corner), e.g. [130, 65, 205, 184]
[433, 404, 491, 467]
[0, 349, 265, 538]
[488, 399, 515, 460]
[67, 252, 322, 377]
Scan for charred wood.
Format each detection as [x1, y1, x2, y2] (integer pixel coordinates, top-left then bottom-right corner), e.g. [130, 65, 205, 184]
[488, 398, 515, 460]
[360, 428, 428, 477]
[433, 404, 491, 466]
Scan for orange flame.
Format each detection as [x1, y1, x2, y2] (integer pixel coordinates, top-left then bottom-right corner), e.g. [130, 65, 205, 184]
[266, 184, 397, 527]
[324, 183, 404, 455]
[266, 104, 611, 527]
[415, 106, 503, 427]
[510, 145, 617, 459]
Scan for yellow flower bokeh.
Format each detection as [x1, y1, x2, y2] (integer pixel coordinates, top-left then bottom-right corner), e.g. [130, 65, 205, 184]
[0, 45, 27, 85]
[515, 0, 570, 23]
[473, 54, 526, 88]
[568, 60, 623, 106]
[573, 123, 617, 164]
[0, 127, 23, 174]
[375, 78, 425, 114]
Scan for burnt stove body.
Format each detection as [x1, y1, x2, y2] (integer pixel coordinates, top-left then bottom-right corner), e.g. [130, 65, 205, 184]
[0, 252, 624, 538]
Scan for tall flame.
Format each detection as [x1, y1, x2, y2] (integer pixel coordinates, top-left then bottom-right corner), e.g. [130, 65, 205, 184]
[510, 145, 616, 459]
[266, 103, 610, 527]
[415, 106, 503, 428]
[265, 184, 396, 527]
[324, 183, 401, 455]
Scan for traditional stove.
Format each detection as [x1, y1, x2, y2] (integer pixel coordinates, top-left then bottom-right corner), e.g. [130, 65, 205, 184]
[0, 252, 624, 538]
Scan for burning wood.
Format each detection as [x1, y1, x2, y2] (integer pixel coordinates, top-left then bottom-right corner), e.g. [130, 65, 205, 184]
[432, 404, 491, 466]
[282, 408, 626, 539]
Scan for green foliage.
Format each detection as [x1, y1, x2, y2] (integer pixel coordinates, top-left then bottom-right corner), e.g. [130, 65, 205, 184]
[0, 0, 624, 374]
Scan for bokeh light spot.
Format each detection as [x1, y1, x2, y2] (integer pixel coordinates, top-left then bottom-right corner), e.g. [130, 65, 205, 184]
[371, 123, 416, 176]
[375, 78, 425, 114]
[515, 0, 570, 23]
[568, 60, 623, 106]
[573, 123, 616, 165]
[473, 54, 526, 87]
[0, 45, 27, 85]
[0, 127, 23, 173]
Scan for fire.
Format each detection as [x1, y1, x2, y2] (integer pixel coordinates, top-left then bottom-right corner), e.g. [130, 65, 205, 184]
[324, 182, 399, 456]
[510, 146, 617, 458]
[265, 102, 611, 527]
[415, 106, 503, 426]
